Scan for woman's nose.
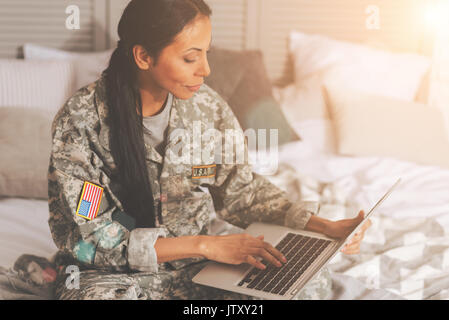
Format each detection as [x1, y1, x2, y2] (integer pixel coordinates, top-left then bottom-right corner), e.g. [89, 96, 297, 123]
[197, 56, 211, 78]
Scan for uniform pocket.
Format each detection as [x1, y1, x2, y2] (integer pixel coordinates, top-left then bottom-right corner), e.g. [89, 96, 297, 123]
[162, 188, 213, 237]
[191, 190, 213, 233]
[166, 175, 191, 199]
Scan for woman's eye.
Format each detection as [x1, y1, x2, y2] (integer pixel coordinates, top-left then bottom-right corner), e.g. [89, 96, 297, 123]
[185, 51, 209, 63]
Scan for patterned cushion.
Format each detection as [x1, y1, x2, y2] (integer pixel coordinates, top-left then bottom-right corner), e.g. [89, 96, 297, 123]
[206, 47, 300, 147]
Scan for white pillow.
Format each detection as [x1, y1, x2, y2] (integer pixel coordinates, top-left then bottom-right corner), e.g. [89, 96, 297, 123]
[289, 118, 337, 154]
[24, 43, 114, 92]
[0, 59, 75, 114]
[277, 75, 329, 122]
[275, 79, 336, 153]
[289, 31, 431, 102]
[324, 84, 449, 169]
[0, 107, 53, 199]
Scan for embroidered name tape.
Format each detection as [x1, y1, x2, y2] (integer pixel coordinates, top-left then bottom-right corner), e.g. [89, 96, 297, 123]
[76, 181, 104, 220]
[192, 164, 216, 179]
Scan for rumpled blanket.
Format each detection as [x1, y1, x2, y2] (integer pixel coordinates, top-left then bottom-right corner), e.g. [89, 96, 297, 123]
[266, 164, 449, 300]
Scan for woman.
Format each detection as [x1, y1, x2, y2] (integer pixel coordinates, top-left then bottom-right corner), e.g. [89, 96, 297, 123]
[48, 0, 371, 300]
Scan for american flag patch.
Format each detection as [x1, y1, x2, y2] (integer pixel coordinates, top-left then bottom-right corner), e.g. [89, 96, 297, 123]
[76, 181, 104, 220]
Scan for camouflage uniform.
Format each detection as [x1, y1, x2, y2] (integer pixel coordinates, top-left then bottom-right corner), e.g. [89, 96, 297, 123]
[48, 76, 331, 300]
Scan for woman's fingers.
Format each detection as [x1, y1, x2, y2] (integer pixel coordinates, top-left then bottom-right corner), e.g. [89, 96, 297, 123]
[362, 219, 372, 231]
[341, 242, 361, 254]
[246, 255, 266, 270]
[342, 229, 367, 254]
[352, 210, 364, 224]
[344, 211, 369, 238]
[247, 247, 282, 268]
[245, 235, 286, 268]
[262, 241, 287, 264]
[348, 218, 371, 244]
[349, 231, 363, 243]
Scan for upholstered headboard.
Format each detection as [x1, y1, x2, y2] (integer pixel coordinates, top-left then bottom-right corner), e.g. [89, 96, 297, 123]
[0, 0, 434, 85]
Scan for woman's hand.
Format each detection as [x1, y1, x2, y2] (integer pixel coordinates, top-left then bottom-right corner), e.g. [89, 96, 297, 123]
[323, 210, 372, 255]
[305, 210, 372, 255]
[199, 234, 287, 270]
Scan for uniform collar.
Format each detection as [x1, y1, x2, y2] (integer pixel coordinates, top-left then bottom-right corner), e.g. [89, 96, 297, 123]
[97, 79, 188, 165]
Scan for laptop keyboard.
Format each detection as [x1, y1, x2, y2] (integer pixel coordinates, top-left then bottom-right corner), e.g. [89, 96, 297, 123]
[237, 233, 332, 296]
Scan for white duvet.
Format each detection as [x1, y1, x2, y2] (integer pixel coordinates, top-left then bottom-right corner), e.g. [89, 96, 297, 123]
[270, 119, 449, 222]
[255, 119, 449, 300]
[0, 197, 57, 268]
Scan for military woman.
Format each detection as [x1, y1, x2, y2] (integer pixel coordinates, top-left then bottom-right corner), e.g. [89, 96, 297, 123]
[48, 0, 371, 300]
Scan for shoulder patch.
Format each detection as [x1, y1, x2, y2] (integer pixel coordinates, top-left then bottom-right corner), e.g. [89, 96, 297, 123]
[76, 181, 104, 220]
[192, 164, 216, 179]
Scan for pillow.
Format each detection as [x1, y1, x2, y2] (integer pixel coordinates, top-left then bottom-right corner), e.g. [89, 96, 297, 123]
[276, 74, 329, 123]
[0, 107, 53, 199]
[324, 84, 449, 169]
[23, 43, 114, 92]
[206, 47, 300, 147]
[204, 47, 247, 101]
[289, 31, 431, 101]
[0, 59, 75, 114]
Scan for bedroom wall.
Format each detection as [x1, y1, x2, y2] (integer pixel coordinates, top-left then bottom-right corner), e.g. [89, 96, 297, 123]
[257, 0, 434, 85]
[106, 0, 434, 85]
[106, 0, 249, 50]
[0, 0, 109, 57]
[0, 0, 435, 84]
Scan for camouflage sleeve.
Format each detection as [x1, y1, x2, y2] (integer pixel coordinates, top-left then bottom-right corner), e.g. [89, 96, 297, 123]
[209, 93, 319, 230]
[48, 93, 168, 273]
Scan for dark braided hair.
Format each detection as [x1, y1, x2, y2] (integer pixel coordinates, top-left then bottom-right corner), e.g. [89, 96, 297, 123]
[103, 0, 212, 227]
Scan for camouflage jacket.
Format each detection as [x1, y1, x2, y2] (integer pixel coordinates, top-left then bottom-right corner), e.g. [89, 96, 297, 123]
[48, 77, 319, 273]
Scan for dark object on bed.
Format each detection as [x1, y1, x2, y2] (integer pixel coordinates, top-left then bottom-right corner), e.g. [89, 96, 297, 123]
[0, 254, 57, 299]
[205, 47, 300, 148]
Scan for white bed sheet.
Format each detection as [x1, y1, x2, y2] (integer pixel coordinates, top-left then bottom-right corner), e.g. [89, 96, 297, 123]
[250, 121, 449, 299]
[0, 197, 57, 268]
[271, 119, 449, 223]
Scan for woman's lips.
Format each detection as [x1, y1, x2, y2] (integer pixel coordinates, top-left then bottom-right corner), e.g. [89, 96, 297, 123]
[186, 84, 202, 92]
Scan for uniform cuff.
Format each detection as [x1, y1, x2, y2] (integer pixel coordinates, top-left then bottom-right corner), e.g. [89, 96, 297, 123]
[284, 201, 320, 230]
[127, 227, 168, 272]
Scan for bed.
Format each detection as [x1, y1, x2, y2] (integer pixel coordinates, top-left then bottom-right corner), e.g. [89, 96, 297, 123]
[3, 118, 449, 300]
[1, 0, 449, 300]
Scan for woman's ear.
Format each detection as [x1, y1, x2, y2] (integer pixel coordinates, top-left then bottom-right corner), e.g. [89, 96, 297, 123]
[132, 44, 153, 70]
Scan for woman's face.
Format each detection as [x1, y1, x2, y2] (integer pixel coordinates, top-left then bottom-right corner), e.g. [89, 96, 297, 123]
[135, 15, 212, 100]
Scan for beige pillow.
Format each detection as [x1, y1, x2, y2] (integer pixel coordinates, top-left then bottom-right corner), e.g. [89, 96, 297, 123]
[0, 59, 75, 115]
[23, 43, 113, 92]
[289, 31, 431, 102]
[277, 74, 330, 123]
[324, 84, 449, 169]
[0, 107, 53, 199]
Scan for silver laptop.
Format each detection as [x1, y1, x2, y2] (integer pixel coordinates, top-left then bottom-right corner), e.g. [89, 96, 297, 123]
[193, 178, 401, 300]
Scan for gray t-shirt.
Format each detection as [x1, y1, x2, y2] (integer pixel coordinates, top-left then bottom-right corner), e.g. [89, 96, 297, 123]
[142, 92, 173, 155]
